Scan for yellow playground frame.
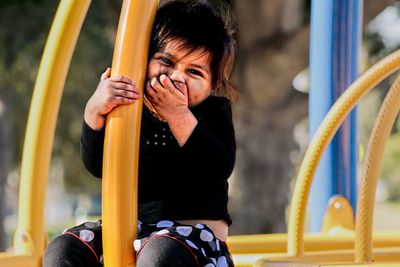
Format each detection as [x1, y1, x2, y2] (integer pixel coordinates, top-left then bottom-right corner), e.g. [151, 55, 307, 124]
[1, 0, 400, 266]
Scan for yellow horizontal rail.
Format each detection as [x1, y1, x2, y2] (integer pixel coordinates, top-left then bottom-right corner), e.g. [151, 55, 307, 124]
[0, 253, 37, 267]
[256, 247, 400, 267]
[228, 231, 400, 255]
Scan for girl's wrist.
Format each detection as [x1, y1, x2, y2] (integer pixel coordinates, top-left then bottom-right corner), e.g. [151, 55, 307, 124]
[84, 105, 106, 130]
[164, 107, 190, 125]
[167, 108, 198, 146]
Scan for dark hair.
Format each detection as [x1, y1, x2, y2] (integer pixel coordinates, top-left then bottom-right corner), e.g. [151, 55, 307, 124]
[149, 0, 237, 102]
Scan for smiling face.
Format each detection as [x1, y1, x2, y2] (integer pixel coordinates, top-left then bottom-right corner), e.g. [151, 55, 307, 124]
[147, 39, 213, 107]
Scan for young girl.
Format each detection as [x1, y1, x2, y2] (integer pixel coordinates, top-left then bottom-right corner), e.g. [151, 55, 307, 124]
[44, 0, 236, 266]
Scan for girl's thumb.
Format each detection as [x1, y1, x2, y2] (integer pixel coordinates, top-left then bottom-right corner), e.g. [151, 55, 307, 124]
[101, 67, 111, 80]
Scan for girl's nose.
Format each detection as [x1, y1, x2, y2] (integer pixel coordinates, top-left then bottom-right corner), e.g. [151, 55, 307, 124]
[169, 70, 185, 83]
[169, 70, 186, 89]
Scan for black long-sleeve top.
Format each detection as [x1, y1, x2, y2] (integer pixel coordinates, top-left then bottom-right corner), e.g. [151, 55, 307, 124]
[81, 96, 236, 225]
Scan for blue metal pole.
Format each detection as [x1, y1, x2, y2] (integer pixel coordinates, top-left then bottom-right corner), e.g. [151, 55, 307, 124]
[309, 0, 334, 232]
[309, 0, 362, 232]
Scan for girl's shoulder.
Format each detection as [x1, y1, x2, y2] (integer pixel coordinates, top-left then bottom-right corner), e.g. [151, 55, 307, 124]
[208, 95, 231, 107]
[190, 96, 232, 123]
[194, 96, 231, 112]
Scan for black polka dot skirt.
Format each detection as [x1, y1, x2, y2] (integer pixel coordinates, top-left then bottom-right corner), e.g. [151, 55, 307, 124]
[61, 220, 234, 267]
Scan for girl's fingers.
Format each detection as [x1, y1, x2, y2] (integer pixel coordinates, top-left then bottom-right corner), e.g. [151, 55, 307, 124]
[159, 74, 176, 93]
[177, 81, 188, 97]
[113, 88, 140, 100]
[101, 67, 111, 80]
[158, 74, 186, 96]
[149, 76, 171, 95]
[113, 82, 140, 94]
[102, 96, 135, 111]
[112, 96, 136, 104]
[150, 77, 161, 91]
[110, 75, 135, 86]
[102, 79, 140, 100]
[146, 81, 157, 97]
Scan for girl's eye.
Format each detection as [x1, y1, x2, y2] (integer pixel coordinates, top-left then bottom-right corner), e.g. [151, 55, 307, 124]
[188, 69, 204, 77]
[159, 57, 172, 66]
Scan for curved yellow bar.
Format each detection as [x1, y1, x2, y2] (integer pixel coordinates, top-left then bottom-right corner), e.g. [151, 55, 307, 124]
[8, 1, 90, 266]
[102, 1, 158, 266]
[287, 49, 400, 257]
[355, 76, 400, 263]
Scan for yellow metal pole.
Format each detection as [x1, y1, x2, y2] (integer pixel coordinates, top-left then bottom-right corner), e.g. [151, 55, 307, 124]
[102, 1, 158, 266]
[13, 0, 90, 265]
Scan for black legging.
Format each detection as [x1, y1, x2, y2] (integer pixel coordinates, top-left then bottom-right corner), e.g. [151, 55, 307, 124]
[43, 234, 198, 267]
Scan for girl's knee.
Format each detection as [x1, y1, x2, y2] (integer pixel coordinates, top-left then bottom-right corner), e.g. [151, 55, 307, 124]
[43, 234, 101, 267]
[137, 236, 198, 267]
[43, 234, 74, 265]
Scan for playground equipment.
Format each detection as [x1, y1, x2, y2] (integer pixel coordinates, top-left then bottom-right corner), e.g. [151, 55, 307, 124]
[229, 49, 400, 267]
[1, 0, 400, 266]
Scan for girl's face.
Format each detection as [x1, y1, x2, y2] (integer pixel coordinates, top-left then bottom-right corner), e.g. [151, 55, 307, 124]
[147, 39, 212, 107]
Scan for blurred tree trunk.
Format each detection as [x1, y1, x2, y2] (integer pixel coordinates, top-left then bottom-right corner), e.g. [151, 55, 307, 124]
[0, 99, 12, 250]
[229, 0, 396, 234]
[229, 0, 308, 234]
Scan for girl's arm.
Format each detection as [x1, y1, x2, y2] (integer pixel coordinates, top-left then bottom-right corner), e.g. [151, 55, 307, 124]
[146, 75, 236, 182]
[146, 74, 197, 146]
[81, 68, 140, 177]
[181, 98, 236, 182]
[85, 67, 140, 129]
[81, 121, 104, 178]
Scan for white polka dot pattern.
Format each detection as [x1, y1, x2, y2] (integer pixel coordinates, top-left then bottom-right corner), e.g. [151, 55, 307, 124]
[156, 220, 174, 228]
[186, 239, 199, 250]
[217, 256, 228, 267]
[201, 247, 207, 257]
[132, 221, 233, 266]
[195, 224, 205, 229]
[133, 239, 141, 251]
[200, 229, 214, 242]
[79, 230, 95, 242]
[176, 226, 193, 237]
[64, 216, 234, 267]
[64, 220, 233, 266]
[154, 229, 169, 235]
